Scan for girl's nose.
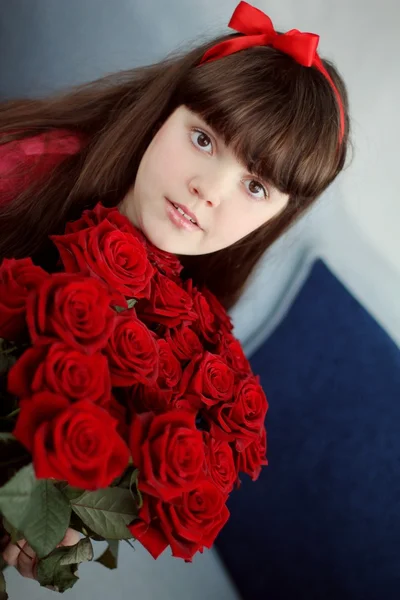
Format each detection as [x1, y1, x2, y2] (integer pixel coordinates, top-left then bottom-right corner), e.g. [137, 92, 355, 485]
[188, 178, 223, 208]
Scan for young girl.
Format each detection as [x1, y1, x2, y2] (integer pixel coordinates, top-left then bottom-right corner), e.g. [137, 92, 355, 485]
[0, 1, 350, 309]
[0, 0, 350, 579]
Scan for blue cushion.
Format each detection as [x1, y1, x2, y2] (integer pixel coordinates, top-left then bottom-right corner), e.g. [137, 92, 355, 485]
[216, 259, 400, 600]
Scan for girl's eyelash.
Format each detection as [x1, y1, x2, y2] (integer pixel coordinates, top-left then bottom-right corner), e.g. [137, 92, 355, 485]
[191, 128, 213, 152]
[190, 127, 270, 200]
[244, 178, 269, 200]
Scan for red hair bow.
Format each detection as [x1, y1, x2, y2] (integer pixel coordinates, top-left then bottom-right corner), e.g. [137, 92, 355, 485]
[200, 1, 345, 144]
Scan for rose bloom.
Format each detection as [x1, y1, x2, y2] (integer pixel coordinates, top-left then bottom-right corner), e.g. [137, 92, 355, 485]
[137, 271, 198, 328]
[217, 332, 252, 375]
[27, 272, 116, 354]
[190, 286, 218, 344]
[236, 427, 268, 481]
[8, 342, 111, 406]
[204, 433, 238, 494]
[156, 339, 182, 389]
[129, 480, 230, 561]
[165, 324, 203, 362]
[65, 202, 148, 241]
[105, 314, 159, 387]
[13, 392, 129, 489]
[201, 287, 233, 334]
[188, 352, 234, 407]
[209, 375, 268, 451]
[0, 257, 48, 341]
[129, 410, 205, 501]
[52, 217, 155, 300]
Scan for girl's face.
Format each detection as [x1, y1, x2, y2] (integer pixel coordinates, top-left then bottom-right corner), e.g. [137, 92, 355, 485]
[119, 105, 289, 255]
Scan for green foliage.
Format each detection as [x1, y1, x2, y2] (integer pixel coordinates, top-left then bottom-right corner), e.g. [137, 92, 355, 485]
[37, 538, 93, 593]
[0, 465, 71, 558]
[70, 487, 137, 540]
[95, 540, 119, 570]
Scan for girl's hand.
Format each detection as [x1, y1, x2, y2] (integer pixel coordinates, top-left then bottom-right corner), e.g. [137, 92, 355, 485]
[1, 528, 80, 581]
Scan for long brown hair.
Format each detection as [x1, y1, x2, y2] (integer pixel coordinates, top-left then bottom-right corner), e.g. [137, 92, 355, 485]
[0, 31, 351, 309]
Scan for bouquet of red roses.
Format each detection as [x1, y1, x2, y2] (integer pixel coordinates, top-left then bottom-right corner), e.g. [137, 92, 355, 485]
[0, 202, 268, 594]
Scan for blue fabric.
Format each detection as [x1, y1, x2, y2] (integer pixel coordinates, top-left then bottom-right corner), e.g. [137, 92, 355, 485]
[216, 259, 400, 600]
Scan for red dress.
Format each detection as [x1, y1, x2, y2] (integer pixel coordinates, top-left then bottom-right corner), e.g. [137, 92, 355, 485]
[0, 129, 84, 206]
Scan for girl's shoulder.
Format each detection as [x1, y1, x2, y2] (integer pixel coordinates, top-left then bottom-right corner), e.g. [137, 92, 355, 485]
[0, 128, 87, 205]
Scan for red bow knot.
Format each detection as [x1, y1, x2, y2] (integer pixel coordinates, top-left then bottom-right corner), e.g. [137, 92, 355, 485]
[200, 2, 344, 144]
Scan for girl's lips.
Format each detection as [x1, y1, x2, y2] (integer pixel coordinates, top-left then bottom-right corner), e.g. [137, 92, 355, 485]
[165, 198, 200, 232]
[172, 201, 200, 227]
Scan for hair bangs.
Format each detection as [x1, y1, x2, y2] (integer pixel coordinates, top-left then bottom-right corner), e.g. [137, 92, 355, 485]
[180, 45, 344, 200]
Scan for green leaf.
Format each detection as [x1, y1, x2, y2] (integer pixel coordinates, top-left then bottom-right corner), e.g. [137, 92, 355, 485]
[114, 305, 127, 313]
[112, 467, 143, 508]
[95, 540, 119, 570]
[56, 482, 86, 502]
[127, 298, 137, 309]
[68, 511, 106, 542]
[0, 466, 71, 558]
[113, 298, 137, 313]
[0, 570, 8, 600]
[71, 488, 137, 540]
[59, 537, 93, 566]
[23, 480, 71, 558]
[0, 434, 15, 443]
[37, 547, 79, 593]
[0, 464, 36, 525]
[36, 538, 93, 593]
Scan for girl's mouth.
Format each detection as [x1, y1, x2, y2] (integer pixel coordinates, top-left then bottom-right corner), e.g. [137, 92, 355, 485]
[165, 198, 201, 232]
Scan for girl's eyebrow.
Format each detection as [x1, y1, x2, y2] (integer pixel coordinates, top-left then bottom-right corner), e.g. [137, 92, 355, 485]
[193, 114, 280, 191]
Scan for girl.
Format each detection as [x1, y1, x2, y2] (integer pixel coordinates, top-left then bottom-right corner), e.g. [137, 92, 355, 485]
[0, 1, 350, 310]
[0, 0, 350, 579]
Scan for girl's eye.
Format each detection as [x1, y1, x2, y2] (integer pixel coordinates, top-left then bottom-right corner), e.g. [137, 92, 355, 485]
[244, 179, 269, 200]
[190, 129, 213, 154]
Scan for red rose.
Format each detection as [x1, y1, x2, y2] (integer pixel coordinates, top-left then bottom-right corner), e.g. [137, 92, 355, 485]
[65, 203, 119, 233]
[8, 342, 111, 406]
[105, 314, 159, 387]
[0, 258, 48, 341]
[157, 339, 182, 389]
[165, 325, 203, 362]
[26, 273, 115, 354]
[52, 218, 154, 300]
[65, 203, 147, 241]
[137, 272, 198, 328]
[210, 376, 268, 451]
[191, 288, 219, 344]
[201, 288, 233, 334]
[13, 393, 130, 489]
[129, 411, 205, 501]
[236, 427, 268, 481]
[204, 433, 237, 494]
[188, 352, 234, 407]
[217, 332, 252, 375]
[146, 242, 183, 280]
[129, 481, 230, 561]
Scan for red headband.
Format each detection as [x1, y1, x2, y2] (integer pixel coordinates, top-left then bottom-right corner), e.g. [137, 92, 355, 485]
[199, 1, 345, 145]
